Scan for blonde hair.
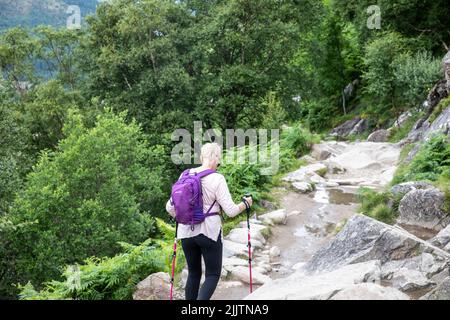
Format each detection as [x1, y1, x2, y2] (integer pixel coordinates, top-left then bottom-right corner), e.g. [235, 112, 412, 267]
[200, 143, 222, 165]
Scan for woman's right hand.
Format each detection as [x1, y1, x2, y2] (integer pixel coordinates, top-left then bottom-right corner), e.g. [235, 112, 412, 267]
[243, 196, 253, 207]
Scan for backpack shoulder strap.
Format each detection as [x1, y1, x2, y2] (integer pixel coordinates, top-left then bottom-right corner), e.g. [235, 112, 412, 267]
[195, 169, 216, 179]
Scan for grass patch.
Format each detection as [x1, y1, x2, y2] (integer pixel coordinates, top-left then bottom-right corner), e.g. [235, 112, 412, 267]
[357, 187, 397, 224]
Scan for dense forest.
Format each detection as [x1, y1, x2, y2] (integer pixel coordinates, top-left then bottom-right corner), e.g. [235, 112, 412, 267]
[0, 0, 449, 299]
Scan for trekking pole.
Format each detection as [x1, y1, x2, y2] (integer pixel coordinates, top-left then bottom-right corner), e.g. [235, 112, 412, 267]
[169, 222, 178, 301]
[242, 193, 253, 293]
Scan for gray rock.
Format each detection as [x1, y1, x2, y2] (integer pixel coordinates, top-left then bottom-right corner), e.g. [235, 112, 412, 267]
[269, 246, 281, 261]
[330, 283, 410, 300]
[304, 215, 450, 274]
[349, 118, 368, 136]
[223, 240, 249, 258]
[330, 117, 368, 139]
[343, 80, 359, 101]
[420, 277, 450, 300]
[390, 181, 433, 197]
[393, 111, 413, 128]
[260, 199, 276, 211]
[444, 51, 450, 94]
[133, 272, 182, 300]
[390, 268, 434, 292]
[227, 227, 266, 245]
[311, 142, 347, 160]
[367, 129, 390, 142]
[398, 188, 449, 231]
[431, 225, 450, 247]
[259, 209, 287, 225]
[229, 266, 271, 285]
[426, 79, 448, 112]
[292, 181, 314, 193]
[244, 260, 381, 300]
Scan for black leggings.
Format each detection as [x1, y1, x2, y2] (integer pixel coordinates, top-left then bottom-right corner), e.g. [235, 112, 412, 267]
[181, 232, 222, 300]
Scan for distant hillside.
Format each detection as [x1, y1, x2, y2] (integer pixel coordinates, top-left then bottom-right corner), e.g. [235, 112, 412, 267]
[0, 0, 99, 31]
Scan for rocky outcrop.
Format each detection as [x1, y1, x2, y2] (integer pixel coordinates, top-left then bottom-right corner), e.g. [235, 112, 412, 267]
[303, 215, 450, 274]
[330, 283, 410, 300]
[393, 111, 413, 128]
[390, 181, 433, 197]
[133, 272, 182, 300]
[245, 260, 382, 300]
[330, 117, 368, 139]
[430, 225, 450, 248]
[444, 51, 450, 94]
[426, 80, 448, 112]
[420, 277, 450, 300]
[367, 129, 390, 142]
[397, 188, 449, 231]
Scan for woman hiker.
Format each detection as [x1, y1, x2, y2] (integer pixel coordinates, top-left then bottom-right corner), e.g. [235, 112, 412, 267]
[166, 142, 253, 300]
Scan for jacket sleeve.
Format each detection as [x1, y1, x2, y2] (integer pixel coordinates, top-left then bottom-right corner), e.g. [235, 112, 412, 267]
[215, 175, 241, 218]
[166, 198, 176, 218]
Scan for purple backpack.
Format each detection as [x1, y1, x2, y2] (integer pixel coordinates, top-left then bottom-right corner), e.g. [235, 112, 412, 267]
[171, 169, 219, 228]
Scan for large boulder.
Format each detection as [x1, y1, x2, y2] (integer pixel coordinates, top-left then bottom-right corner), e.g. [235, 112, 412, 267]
[390, 181, 433, 197]
[283, 163, 327, 183]
[229, 266, 271, 285]
[330, 117, 367, 139]
[311, 141, 347, 161]
[426, 79, 448, 112]
[227, 227, 266, 245]
[244, 260, 381, 300]
[444, 51, 450, 94]
[303, 215, 450, 274]
[420, 277, 450, 300]
[292, 181, 314, 193]
[390, 268, 434, 292]
[133, 272, 182, 300]
[397, 188, 449, 231]
[330, 283, 410, 300]
[393, 111, 413, 128]
[223, 239, 250, 258]
[349, 118, 368, 136]
[259, 209, 288, 225]
[367, 129, 390, 142]
[431, 225, 450, 248]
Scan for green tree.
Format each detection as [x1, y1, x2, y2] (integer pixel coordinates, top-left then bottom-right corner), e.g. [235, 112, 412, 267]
[9, 109, 166, 289]
[361, 31, 406, 124]
[333, 0, 450, 54]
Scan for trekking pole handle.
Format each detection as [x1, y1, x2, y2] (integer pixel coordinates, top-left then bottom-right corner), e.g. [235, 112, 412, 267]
[242, 194, 252, 211]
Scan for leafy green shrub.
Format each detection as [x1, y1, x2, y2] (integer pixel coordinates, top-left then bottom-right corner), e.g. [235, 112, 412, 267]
[361, 32, 406, 124]
[302, 98, 340, 132]
[219, 144, 272, 203]
[393, 51, 442, 108]
[259, 92, 287, 130]
[393, 134, 450, 184]
[8, 108, 167, 290]
[18, 239, 167, 300]
[280, 123, 320, 158]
